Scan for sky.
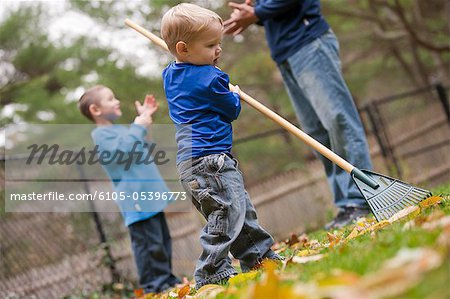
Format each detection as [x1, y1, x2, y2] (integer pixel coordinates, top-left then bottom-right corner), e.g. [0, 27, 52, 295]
[0, 0, 168, 150]
[0, 0, 164, 77]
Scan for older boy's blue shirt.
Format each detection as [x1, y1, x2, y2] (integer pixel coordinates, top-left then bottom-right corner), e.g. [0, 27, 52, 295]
[255, 0, 330, 64]
[91, 124, 170, 226]
[162, 62, 241, 163]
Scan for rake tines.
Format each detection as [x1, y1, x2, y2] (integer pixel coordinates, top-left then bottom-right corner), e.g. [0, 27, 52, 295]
[352, 170, 432, 221]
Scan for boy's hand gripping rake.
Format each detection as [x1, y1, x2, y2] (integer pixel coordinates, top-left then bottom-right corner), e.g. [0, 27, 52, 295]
[124, 19, 432, 222]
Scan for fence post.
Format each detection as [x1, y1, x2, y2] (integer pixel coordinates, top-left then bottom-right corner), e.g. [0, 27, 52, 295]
[76, 164, 120, 283]
[367, 103, 403, 178]
[435, 83, 450, 124]
[364, 105, 392, 172]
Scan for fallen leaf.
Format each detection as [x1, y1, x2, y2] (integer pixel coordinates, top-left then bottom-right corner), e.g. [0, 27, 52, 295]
[291, 254, 325, 264]
[298, 233, 309, 246]
[331, 248, 444, 299]
[247, 261, 280, 299]
[304, 239, 321, 250]
[228, 271, 259, 286]
[327, 232, 341, 247]
[419, 195, 443, 208]
[134, 288, 144, 298]
[193, 284, 225, 299]
[317, 270, 360, 286]
[286, 233, 299, 246]
[369, 220, 391, 232]
[178, 284, 190, 299]
[388, 206, 420, 223]
[113, 283, 124, 291]
[384, 248, 441, 270]
[422, 215, 450, 231]
[346, 226, 363, 240]
[356, 217, 377, 228]
[274, 246, 288, 254]
[296, 249, 321, 257]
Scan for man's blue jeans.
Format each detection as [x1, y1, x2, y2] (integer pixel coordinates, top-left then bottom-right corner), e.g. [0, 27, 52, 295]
[178, 153, 277, 289]
[278, 29, 373, 209]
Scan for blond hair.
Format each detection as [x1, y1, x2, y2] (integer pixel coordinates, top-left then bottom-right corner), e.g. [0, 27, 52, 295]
[78, 85, 106, 121]
[161, 3, 223, 55]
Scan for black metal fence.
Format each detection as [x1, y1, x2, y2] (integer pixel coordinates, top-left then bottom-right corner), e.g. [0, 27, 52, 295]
[233, 83, 449, 185]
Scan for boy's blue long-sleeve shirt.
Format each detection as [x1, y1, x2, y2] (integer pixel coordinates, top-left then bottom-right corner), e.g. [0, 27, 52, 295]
[162, 63, 241, 163]
[255, 0, 330, 64]
[91, 124, 169, 226]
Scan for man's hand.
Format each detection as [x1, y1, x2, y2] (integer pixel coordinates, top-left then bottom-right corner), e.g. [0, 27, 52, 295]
[135, 94, 159, 116]
[224, 1, 259, 36]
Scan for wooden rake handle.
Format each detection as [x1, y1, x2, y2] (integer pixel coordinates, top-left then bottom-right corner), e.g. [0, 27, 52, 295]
[124, 18, 356, 174]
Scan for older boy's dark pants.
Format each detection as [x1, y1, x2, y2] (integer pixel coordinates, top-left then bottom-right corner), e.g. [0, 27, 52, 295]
[128, 212, 180, 293]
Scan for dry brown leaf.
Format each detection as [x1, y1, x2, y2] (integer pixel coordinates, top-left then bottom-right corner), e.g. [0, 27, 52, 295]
[274, 246, 288, 254]
[388, 206, 420, 223]
[304, 239, 321, 250]
[298, 233, 309, 245]
[286, 233, 299, 247]
[178, 284, 190, 299]
[290, 233, 310, 251]
[369, 220, 391, 232]
[346, 220, 379, 240]
[326, 232, 342, 249]
[228, 271, 258, 286]
[317, 270, 360, 287]
[291, 254, 325, 264]
[346, 226, 363, 240]
[422, 215, 450, 231]
[271, 241, 286, 251]
[247, 260, 279, 299]
[419, 195, 443, 208]
[327, 232, 339, 242]
[296, 249, 321, 257]
[134, 288, 145, 298]
[193, 284, 225, 299]
[384, 248, 441, 270]
[355, 248, 443, 298]
[405, 210, 446, 230]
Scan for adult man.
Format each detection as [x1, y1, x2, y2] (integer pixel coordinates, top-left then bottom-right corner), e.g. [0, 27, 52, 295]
[224, 0, 373, 229]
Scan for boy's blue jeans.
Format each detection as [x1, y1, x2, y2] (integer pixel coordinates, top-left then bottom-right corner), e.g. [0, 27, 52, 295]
[278, 29, 373, 209]
[128, 212, 180, 293]
[178, 153, 277, 289]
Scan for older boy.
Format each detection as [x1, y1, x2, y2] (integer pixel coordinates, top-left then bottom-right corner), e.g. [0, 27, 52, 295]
[78, 85, 180, 293]
[161, 3, 281, 289]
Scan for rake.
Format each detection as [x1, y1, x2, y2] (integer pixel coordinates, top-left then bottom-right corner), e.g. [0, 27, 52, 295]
[124, 19, 432, 222]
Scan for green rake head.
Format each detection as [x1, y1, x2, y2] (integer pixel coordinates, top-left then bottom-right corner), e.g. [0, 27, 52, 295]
[352, 169, 432, 222]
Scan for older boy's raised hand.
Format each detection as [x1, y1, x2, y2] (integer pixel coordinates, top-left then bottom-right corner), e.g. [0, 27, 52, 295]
[135, 94, 159, 116]
[134, 109, 153, 128]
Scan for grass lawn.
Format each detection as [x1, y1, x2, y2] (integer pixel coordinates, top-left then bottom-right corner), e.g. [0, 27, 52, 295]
[67, 183, 450, 299]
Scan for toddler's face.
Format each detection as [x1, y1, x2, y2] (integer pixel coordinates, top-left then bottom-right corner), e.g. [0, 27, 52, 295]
[96, 87, 122, 121]
[185, 21, 223, 66]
